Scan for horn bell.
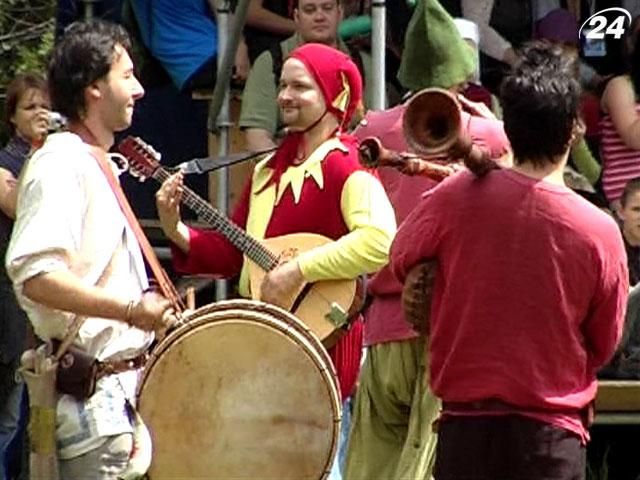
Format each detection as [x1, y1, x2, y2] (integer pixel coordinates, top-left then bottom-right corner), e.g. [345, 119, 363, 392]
[402, 88, 463, 158]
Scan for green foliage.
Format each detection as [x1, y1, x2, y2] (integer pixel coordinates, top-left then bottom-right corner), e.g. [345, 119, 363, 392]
[0, 0, 56, 143]
[13, 30, 55, 76]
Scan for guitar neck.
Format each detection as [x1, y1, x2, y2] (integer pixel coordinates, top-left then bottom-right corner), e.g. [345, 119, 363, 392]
[152, 168, 279, 272]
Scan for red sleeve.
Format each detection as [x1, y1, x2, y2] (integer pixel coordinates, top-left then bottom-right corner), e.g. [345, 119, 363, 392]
[583, 236, 629, 372]
[171, 178, 253, 278]
[390, 187, 443, 283]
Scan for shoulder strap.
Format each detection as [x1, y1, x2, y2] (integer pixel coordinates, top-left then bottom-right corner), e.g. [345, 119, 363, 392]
[54, 150, 185, 360]
[91, 150, 185, 314]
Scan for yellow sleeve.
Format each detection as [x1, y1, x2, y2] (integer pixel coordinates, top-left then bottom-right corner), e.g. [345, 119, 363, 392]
[570, 137, 601, 186]
[296, 170, 396, 282]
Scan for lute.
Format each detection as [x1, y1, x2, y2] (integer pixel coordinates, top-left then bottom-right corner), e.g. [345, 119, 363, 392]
[117, 136, 357, 346]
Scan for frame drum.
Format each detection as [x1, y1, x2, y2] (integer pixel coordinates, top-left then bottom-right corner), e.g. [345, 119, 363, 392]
[137, 299, 341, 479]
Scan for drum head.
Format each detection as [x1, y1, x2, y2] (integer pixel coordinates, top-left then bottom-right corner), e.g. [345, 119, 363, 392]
[138, 300, 341, 479]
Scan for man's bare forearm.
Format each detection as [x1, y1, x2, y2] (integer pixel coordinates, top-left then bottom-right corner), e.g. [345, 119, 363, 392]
[23, 270, 129, 322]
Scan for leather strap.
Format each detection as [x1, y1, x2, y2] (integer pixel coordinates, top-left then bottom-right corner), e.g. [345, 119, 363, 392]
[97, 352, 148, 379]
[177, 148, 276, 174]
[54, 317, 86, 361]
[92, 149, 185, 314]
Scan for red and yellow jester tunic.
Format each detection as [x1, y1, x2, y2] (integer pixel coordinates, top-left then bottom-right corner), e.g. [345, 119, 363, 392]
[171, 135, 396, 399]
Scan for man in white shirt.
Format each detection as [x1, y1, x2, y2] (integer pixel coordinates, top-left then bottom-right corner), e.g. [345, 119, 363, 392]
[6, 19, 175, 479]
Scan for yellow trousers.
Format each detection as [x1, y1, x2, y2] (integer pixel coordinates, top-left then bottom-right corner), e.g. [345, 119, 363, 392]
[344, 338, 440, 480]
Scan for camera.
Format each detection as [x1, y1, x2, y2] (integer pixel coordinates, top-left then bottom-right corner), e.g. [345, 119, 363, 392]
[47, 111, 67, 132]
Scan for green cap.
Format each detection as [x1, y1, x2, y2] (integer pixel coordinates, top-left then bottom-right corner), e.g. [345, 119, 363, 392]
[339, 15, 372, 40]
[398, 0, 476, 90]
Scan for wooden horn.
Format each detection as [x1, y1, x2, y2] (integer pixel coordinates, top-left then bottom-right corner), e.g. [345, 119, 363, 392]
[402, 88, 463, 157]
[357, 136, 456, 181]
[403, 87, 498, 176]
[358, 137, 401, 168]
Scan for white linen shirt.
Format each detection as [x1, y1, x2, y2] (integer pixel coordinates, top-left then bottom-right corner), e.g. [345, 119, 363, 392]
[6, 132, 153, 459]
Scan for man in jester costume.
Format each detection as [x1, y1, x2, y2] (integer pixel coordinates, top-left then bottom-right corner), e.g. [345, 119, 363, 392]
[155, 42, 396, 477]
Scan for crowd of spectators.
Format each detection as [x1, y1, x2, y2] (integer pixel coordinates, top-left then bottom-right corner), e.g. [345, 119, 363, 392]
[6, 0, 640, 479]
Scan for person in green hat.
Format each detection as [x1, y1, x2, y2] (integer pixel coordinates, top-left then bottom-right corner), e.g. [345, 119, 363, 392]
[343, 1, 511, 479]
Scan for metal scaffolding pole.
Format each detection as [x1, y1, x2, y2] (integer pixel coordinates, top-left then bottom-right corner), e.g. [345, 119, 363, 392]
[208, 0, 250, 132]
[210, 0, 250, 300]
[214, 1, 230, 300]
[371, 0, 386, 110]
[82, 0, 97, 19]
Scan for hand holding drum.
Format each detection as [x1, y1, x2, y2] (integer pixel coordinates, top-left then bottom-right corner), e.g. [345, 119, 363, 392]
[127, 290, 178, 335]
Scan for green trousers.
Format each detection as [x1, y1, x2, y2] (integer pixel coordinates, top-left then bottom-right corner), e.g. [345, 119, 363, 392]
[344, 338, 440, 480]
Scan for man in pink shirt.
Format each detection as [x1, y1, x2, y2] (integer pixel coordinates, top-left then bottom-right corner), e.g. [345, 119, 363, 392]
[391, 41, 628, 480]
[344, 1, 511, 479]
[345, 97, 511, 480]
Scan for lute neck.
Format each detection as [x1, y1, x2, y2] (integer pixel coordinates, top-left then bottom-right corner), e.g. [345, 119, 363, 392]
[152, 168, 279, 272]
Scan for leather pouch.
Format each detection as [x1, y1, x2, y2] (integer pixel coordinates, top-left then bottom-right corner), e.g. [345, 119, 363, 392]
[52, 340, 99, 400]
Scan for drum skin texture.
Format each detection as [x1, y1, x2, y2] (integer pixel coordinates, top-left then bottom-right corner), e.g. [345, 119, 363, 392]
[137, 300, 341, 479]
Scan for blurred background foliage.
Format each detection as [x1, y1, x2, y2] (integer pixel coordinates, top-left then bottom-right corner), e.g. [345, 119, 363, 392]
[0, 0, 56, 143]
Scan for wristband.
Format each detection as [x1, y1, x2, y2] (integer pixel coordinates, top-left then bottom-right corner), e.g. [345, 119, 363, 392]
[125, 300, 136, 324]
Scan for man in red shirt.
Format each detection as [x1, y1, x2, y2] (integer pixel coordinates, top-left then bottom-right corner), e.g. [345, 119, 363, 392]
[391, 41, 628, 480]
[344, 1, 511, 479]
[345, 101, 510, 480]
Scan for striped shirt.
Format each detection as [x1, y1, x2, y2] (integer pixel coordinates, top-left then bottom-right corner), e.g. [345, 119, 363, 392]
[600, 104, 640, 204]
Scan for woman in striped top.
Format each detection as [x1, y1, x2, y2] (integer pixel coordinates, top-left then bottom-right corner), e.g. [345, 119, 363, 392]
[600, 24, 640, 207]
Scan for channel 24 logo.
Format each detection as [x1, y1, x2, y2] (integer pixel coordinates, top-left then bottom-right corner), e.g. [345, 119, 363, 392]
[579, 7, 632, 40]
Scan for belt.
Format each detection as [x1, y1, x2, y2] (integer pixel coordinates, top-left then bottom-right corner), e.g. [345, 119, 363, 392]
[442, 398, 594, 428]
[96, 353, 148, 379]
[443, 398, 533, 413]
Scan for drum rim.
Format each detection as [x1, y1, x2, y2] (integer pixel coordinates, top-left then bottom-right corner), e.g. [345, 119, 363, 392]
[191, 299, 337, 373]
[153, 299, 339, 387]
[138, 301, 341, 479]
[141, 311, 341, 406]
